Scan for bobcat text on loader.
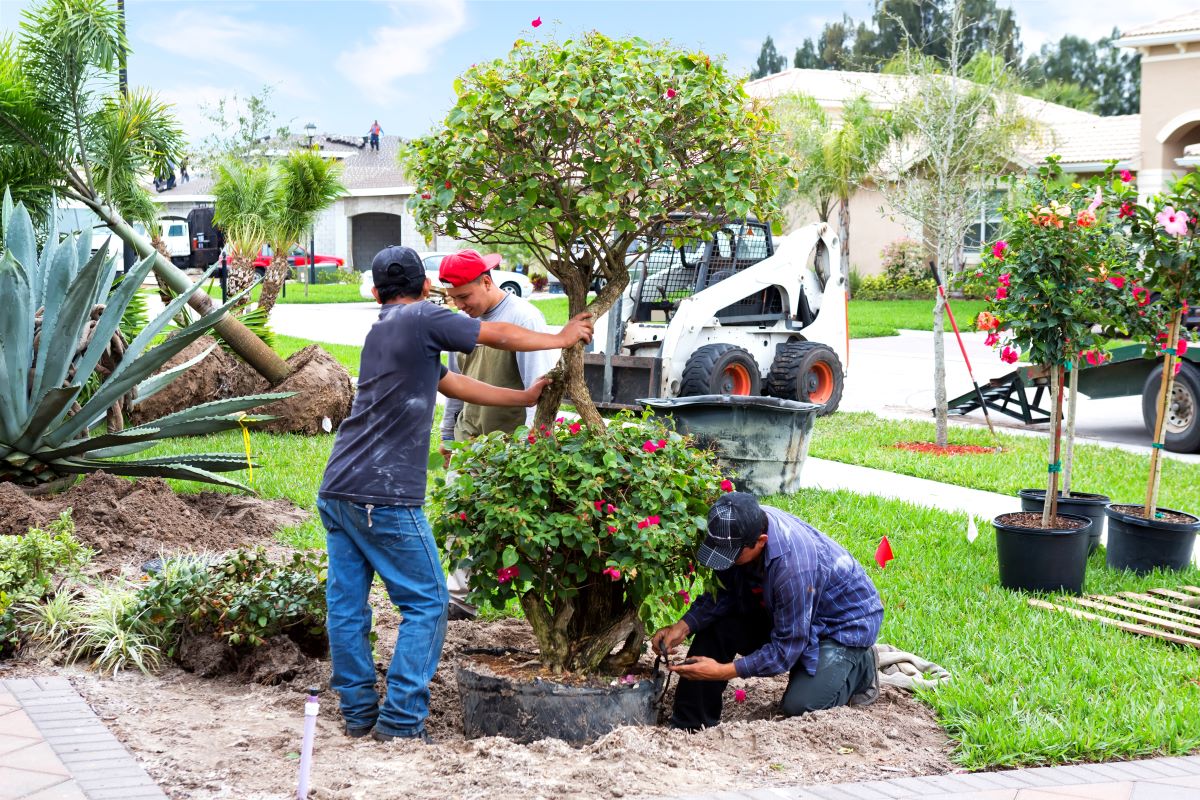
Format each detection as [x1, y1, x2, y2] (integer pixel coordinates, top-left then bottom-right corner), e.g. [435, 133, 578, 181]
[585, 217, 849, 415]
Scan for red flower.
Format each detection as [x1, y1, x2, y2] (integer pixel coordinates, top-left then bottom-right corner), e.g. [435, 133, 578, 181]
[606, 503, 616, 513]
[459, 512, 467, 521]
[648, 515, 661, 526]
[719, 479, 734, 492]
[1120, 169, 1133, 183]
[1179, 340, 1189, 357]
[1132, 286, 1150, 306]
[602, 567, 621, 581]
[526, 433, 537, 443]
[607, 525, 617, 534]
[497, 566, 520, 583]
[995, 286, 1008, 301]
[637, 519, 649, 529]
[1076, 210, 1096, 228]
[678, 590, 691, 604]
[657, 438, 667, 448]
[1108, 275, 1126, 289]
[984, 331, 999, 347]
[531, 16, 542, 27]
[595, 500, 604, 510]
[444, 180, 452, 189]
[998, 273, 1011, 288]
[1118, 202, 1134, 219]
[991, 241, 1007, 260]
[569, 422, 582, 434]
[642, 440, 658, 453]
[421, 192, 431, 200]
[1083, 350, 1103, 366]
[734, 688, 747, 704]
[666, 88, 677, 99]
[1000, 346, 1019, 364]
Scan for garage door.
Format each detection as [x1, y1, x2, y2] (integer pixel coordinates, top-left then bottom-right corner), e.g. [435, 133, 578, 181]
[351, 213, 403, 271]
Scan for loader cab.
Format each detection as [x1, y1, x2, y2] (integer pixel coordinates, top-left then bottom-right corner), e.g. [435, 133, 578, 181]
[630, 219, 781, 325]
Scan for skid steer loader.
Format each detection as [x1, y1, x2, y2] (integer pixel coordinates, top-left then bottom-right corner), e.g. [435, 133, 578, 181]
[584, 217, 849, 414]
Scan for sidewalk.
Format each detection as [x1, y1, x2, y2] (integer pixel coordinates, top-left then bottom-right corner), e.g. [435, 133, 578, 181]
[0, 678, 163, 800]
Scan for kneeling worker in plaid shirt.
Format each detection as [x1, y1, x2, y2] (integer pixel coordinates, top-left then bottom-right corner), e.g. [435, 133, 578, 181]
[651, 492, 884, 730]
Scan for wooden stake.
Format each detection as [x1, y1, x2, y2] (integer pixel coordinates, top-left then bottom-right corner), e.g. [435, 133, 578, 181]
[1028, 598, 1200, 649]
[1063, 365, 1079, 497]
[1043, 365, 1064, 526]
[1146, 309, 1183, 518]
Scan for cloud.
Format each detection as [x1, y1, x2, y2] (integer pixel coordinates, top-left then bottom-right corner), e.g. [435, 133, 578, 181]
[334, 0, 467, 102]
[154, 84, 239, 147]
[142, 10, 313, 101]
[1006, 0, 1177, 53]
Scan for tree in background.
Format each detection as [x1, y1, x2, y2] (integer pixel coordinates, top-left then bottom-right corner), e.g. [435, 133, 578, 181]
[875, 8, 1033, 447]
[404, 32, 791, 428]
[212, 159, 271, 307]
[1025, 30, 1140, 116]
[750, 35, 788, 79]
[194, 86, 292, 169]
[0, 0, 290, 384]
[773, 92, 893, 272]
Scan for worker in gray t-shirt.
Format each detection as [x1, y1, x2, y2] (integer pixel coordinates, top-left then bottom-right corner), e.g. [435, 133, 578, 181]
[437, 250, 558, 619]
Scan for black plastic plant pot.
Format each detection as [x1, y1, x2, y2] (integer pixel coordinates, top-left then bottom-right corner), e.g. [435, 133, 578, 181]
[1018, 489, 1110, 556]
[1104, 504, 1200, 574]
[456, 649, 664, 744]
[993, 512, 1092, 594]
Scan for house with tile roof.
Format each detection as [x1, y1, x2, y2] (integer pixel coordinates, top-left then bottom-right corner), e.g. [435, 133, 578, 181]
[154, 134, 456, 270]
[745, 7, 1200, 277]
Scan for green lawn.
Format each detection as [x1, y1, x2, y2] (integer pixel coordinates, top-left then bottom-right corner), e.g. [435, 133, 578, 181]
[850, 298, 988, 339]
[202, 282, 365, 304]
[810, 412, 1200, 513]
[274, 334, 363, 377]
[531, 296, 570, 326]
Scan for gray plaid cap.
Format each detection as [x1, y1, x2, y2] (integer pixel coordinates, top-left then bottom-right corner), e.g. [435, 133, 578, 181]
[696, 492, 766, 571]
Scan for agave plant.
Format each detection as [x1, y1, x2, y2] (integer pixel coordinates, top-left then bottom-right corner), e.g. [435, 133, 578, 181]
[0, 191, 289, 491]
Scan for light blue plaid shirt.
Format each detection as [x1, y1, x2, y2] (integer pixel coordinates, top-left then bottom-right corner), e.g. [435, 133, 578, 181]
[683, 506, 883, 678]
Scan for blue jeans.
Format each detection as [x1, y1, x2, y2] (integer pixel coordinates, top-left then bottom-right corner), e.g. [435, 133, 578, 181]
[318, 498, 448, 738]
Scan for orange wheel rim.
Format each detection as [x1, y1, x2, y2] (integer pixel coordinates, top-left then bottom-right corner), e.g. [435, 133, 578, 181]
[808, 362, 834, 404]
[723, 363, 752, 395]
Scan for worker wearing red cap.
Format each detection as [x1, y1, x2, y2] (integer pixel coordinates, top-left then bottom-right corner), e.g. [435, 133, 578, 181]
[438, 249, 558, 619]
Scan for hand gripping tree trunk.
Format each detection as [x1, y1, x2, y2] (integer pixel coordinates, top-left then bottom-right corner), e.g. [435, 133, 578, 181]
[97, 208, 290, 384]
[256, 253, 290, 316]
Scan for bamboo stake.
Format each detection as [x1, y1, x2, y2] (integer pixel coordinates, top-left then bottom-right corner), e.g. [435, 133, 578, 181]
[1063, 364, 1079, 497]
[1145, 309, 1183, 519]
[1042, 365, 1063, 527]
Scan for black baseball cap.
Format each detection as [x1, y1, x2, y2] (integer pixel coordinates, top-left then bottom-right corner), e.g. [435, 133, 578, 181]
[697, 492, 768, 571]
[371, 246, 425, 293]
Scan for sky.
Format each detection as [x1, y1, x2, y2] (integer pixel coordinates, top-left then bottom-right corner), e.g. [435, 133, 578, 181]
[0, 0, 1187, 147]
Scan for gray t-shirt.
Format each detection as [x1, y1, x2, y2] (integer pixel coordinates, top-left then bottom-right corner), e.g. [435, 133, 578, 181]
[319, 300, 480, 506]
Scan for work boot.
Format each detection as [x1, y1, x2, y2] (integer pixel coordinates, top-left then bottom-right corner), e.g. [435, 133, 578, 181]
[344, 723, 374, 738]
[849, 645, 880, 707]
[447, 601, 477, 621]
[373, 729, 434, 745]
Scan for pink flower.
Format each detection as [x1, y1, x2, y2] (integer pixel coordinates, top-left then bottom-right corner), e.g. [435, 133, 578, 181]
[1133, 286, 1150, 306]
[526, 433, 537, 443]
[643, 440, 658, 453]
[556, 417, 565, 423]
[657, 438, 667, 448]
[1118, 202, 1134, 219]
[720, 479, 734, 492]
[606, 503, 616, 513]
[734, 689, 747, 704]
[666, 88, 677, 99]
[1083, 350, 1103, 366]
[1108, 275, 1126, 289]
[531, 16, 542, 27]
[637, 519, 649, 530]
[984, 331, 999, 347]
[1157, 206, 1190, 236]
[678, 590, 691, 604]
[497, 566, 520, 583]
[998, 273, 1011, 287]
[1000, 346, 1019, 364]
[991, 241, 1007, 260]
[1176, 363, 1183, 376]
[648, 515, 661, 526]
[1120, 169, 1133, 183]
[1179, 340, 1189, 357]
[603, 567, 621, 581]
[569, 422, 582, 434]
[1088, 187, 1103, 213]
[595, 500, 604, 510]
[607, 525, 617, 534]
[995, 286, 1008, 301]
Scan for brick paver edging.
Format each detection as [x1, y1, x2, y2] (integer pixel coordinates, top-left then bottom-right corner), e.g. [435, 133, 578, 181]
[1, 677, 165, 800]
[668, 754, 1200, 800]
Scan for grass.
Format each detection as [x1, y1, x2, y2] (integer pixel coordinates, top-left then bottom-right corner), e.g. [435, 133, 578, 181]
[850, 298, 988, 339]
[769, 488, 1200, 768]
[810, 412, 1200, 513]
[202, 282, 366, 305]
[274, 334, 363, 377]
[531, 296, 570, 326]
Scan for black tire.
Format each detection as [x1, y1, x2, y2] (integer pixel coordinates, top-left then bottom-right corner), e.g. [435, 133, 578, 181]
[500, 281, 522, 296]
[679, 344, 761, 397]
[1142, 361, 1200, 453]
[766, 342, 844, 416]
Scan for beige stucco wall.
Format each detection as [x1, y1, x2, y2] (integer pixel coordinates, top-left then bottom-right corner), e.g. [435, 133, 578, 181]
[1137, 45, 1200, 178]
[847, 188, 912, 276]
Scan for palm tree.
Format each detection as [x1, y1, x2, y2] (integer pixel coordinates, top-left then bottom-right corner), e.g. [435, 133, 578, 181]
[211, 159, 272, 307]
[258, 151, 345, 315]
[773, 92, 893, 273]
[0, 0, 290, 384]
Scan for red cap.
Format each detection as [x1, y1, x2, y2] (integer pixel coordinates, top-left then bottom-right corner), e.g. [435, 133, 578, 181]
[438, 250, 503, 287]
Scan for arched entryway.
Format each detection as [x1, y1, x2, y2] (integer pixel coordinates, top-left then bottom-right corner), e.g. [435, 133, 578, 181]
[350, 212, 403, 271]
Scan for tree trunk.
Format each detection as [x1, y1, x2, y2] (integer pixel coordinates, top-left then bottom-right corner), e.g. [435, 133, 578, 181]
[932, 275, 948, 447]
[1042, 365, 1063, 527]
[838, 196, 851, 275]
[1062, 364, 1079, 497]
[225, 254, 259, 309]
[1145, 309, 1183, 518]
[98, 210, 290, 385]
[256, 253, 290, 316]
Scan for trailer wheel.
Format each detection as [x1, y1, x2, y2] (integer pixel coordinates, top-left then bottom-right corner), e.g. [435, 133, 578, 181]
[766, 342, 843, 415]
[679, 344, 761, 397]
[1142, 361, 1200, 453]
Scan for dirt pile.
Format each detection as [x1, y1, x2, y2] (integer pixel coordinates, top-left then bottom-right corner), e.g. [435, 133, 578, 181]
[50, 612, 955, 800]
[129, 335, 355, 435]
[0, 472, 309, 572]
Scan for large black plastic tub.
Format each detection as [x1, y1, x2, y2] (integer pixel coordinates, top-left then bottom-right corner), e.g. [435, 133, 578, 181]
[1018, 489, 1110, 556]
[1104, 504, 1200, 574]
[994, 512, 1092, 594]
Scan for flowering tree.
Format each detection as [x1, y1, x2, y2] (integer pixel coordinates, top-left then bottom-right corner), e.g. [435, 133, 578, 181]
[437, 412, 726, 674]
[972, 159, 1135, 525]
[1112, 173, 1200, 518]
[403, 32, 790, 429]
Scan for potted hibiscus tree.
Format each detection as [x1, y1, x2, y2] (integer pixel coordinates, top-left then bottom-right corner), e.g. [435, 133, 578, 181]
[404, 32, 790, 742]
[1103, 172, 1200, 572]
[975, 159, 1133, 592]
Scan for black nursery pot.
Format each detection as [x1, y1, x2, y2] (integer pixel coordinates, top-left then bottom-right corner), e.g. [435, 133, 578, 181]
[1018, 489, 1110, 556]
[993, 512, 1092, 594]
[1104, 504, 1200, 574]
[456, 648, 664, 744]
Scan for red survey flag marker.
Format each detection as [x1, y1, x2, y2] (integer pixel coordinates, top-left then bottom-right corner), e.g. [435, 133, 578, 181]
[874, 536, 894, 569]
